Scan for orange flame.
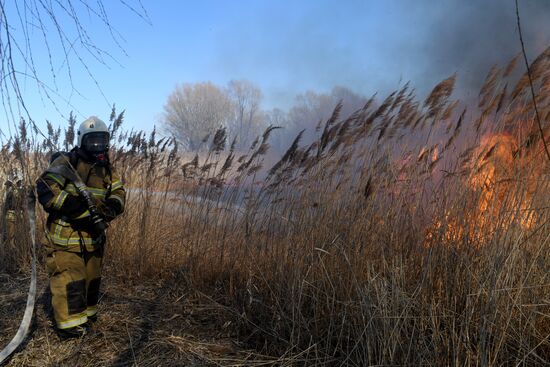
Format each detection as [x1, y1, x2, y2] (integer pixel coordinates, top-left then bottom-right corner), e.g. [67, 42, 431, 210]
[425, 132, 538, 248]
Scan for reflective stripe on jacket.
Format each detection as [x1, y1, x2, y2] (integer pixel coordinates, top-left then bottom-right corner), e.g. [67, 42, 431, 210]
[38, 154, 126, 250]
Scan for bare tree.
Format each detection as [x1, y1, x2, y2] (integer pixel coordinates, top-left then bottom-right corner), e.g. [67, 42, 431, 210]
[264, 108, 289, 153]
[226, 79, 264, 149]
[287, 87, 367, 144]
[163, 82, 233, 151]
[0, 1, 149, 140]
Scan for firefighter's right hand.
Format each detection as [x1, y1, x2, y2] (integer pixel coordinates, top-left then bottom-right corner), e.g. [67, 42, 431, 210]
[90, 214, 108, 238]
[59, 194, 88, 219]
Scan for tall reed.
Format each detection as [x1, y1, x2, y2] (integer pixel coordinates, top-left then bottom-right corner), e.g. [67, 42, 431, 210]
[2, 49, 550, 365]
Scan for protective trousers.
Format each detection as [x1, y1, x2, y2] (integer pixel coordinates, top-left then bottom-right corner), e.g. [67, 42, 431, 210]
[4, 211, 16, 248]
[45, 248, 102, 329]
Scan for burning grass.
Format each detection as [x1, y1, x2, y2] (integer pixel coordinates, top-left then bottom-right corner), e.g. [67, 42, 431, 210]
[2, 48, 550, 365]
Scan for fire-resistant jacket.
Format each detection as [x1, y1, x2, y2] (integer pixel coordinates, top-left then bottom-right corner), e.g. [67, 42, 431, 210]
[2, 183, 25, 221]
[36, 150, 125, 251]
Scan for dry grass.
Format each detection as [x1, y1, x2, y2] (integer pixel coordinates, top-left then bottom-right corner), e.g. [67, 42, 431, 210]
[2, 48, 550, 365]
[0, 273, 271, 366]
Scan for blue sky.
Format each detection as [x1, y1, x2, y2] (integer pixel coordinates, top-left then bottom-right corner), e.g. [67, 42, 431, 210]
[2, 0, 549, 138]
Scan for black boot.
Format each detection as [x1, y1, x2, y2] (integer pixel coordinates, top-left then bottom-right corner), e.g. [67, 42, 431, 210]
[56, 325, 88, 339]
[85, 313, 97, 328]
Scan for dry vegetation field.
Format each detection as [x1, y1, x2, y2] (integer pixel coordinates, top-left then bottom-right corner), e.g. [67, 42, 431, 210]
[2, 49, 550, 366]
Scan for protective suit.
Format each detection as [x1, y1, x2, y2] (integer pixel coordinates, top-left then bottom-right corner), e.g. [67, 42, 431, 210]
[36, 116, 125, 336]
[1, 173, 25, 258]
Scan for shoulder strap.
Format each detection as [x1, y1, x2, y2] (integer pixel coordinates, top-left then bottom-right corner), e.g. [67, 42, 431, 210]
[58, 151, 79, 190]
[69, 150, 79, 169]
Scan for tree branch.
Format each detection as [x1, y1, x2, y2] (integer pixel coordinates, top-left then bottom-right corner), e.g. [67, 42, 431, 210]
[515, 0, 550, 163]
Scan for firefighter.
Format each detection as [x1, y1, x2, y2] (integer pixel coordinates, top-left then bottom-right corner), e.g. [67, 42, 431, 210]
[1, 171, 25, 253]
[36, 116, 125, 338]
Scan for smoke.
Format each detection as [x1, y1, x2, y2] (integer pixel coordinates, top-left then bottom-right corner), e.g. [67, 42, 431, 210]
[413, 0, 550, 97]
[207, 1, 550, 109]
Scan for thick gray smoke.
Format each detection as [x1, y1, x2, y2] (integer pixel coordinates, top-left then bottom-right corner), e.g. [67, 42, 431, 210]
[210, 1, 550, 110]
[415, 0, 550, 97]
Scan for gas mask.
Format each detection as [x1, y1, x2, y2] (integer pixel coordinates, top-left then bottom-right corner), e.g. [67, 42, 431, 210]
[81, 132, 110, 165]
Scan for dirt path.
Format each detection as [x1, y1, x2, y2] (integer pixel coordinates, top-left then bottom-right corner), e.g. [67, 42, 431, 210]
[0, 272, 257, 367]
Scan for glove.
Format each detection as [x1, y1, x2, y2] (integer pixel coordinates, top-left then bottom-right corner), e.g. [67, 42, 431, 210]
[71, 209, 96, 234]
[61, 195, 88, 218]
[56, 193, 106, 238]
[101, 198, 122, 222]
[62, 195, 101, 235]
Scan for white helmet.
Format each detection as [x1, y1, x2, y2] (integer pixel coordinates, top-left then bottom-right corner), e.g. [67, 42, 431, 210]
[6, 168, 24, 186]
[7, 169, 23, 182]
[77, 116, 110, 153]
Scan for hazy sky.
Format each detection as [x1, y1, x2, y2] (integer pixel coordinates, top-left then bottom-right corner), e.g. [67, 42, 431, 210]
[3, 0, 550, 136]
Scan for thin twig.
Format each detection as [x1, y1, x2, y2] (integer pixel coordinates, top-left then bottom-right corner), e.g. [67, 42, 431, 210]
[515, 0, 550, 163]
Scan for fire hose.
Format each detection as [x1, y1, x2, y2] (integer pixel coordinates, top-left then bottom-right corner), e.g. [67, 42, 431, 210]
[0, 159, 107, 364]
[0, 190, 37, 365]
